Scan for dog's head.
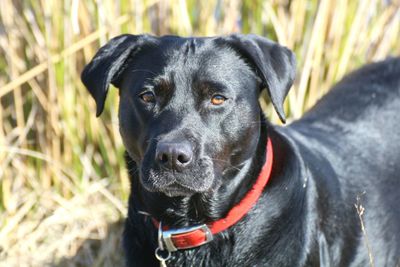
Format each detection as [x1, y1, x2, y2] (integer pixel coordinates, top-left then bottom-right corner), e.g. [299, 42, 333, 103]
[81, 34, 295, 197]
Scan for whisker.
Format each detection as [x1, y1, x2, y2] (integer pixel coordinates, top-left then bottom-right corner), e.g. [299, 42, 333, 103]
[247, 120, 267, 125]
[145, 137, 160, 144]
[130, 69, 157, 76]
[210, 158, 242, 171]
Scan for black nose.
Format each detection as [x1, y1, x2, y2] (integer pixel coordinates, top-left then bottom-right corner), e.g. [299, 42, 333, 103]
[156, 141, 193, 170]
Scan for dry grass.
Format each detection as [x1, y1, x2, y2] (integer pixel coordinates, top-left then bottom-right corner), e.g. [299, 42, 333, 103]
[0, 0, 399, 266]
[355, 193, 375, 267]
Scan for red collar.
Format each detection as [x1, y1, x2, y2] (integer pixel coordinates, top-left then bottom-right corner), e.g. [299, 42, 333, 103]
[153, 137, 274, 252]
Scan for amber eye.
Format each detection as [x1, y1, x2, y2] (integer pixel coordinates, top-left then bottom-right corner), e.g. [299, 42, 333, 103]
[211, 94, 226, 105]
[139, 92, 155, 103]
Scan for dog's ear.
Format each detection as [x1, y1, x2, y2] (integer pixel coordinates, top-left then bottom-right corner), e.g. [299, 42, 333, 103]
[81, 34, 152, 116]
[216, 34, 296, 123]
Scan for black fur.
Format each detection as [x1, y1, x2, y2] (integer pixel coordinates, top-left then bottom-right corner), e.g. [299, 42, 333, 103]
[81, 34, 400, 267]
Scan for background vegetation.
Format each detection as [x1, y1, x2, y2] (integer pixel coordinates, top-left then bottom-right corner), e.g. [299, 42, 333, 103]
[0, 0, 399, 266]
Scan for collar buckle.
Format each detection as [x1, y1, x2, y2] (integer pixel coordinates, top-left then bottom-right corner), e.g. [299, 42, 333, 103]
[159, 223, 213, 252]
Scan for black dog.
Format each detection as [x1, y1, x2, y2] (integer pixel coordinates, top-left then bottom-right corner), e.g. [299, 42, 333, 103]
[81, 34, 400, 266]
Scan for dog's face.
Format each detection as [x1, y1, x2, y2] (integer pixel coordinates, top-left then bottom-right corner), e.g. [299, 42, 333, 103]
[81, 34, 295, 197]
[118, 41, 261, 196]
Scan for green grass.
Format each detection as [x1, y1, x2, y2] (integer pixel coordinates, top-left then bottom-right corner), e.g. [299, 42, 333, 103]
[0, 0, 399, 266]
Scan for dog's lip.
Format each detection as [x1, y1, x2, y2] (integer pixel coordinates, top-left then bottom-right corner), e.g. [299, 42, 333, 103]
[142, 177, 212, 197]
[161, 183, 196, 197]
[167, 182, 199, 191]
[139, 173, 198, 196]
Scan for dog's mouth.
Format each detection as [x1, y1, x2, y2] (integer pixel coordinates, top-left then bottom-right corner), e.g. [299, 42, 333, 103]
[139, 157, 215, 197]
[160, 183, 197, 197]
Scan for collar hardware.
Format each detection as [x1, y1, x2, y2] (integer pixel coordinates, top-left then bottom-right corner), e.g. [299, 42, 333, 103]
[159, 223, 213, 252]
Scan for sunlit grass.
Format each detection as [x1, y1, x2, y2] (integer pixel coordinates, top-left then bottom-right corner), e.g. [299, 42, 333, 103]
[0, 0, 399, 265]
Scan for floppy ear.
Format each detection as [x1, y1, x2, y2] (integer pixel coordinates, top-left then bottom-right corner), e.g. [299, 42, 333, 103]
[216, 34, 296, 123]
[81, 34, 152, 116]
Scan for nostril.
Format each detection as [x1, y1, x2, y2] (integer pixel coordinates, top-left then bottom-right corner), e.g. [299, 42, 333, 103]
[177, 154, 190, 164]
[159, 153, 169, 164]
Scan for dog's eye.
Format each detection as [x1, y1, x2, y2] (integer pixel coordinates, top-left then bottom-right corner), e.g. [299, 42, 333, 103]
[211, 94, 227, 105]
[139, 92, 155, 103]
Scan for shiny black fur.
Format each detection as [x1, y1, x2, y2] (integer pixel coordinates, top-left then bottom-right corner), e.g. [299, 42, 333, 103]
[81, 34, 400, 266]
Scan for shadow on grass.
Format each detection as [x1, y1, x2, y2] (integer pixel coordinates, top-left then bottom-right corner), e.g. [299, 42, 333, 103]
[53, 220, 126, 267]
